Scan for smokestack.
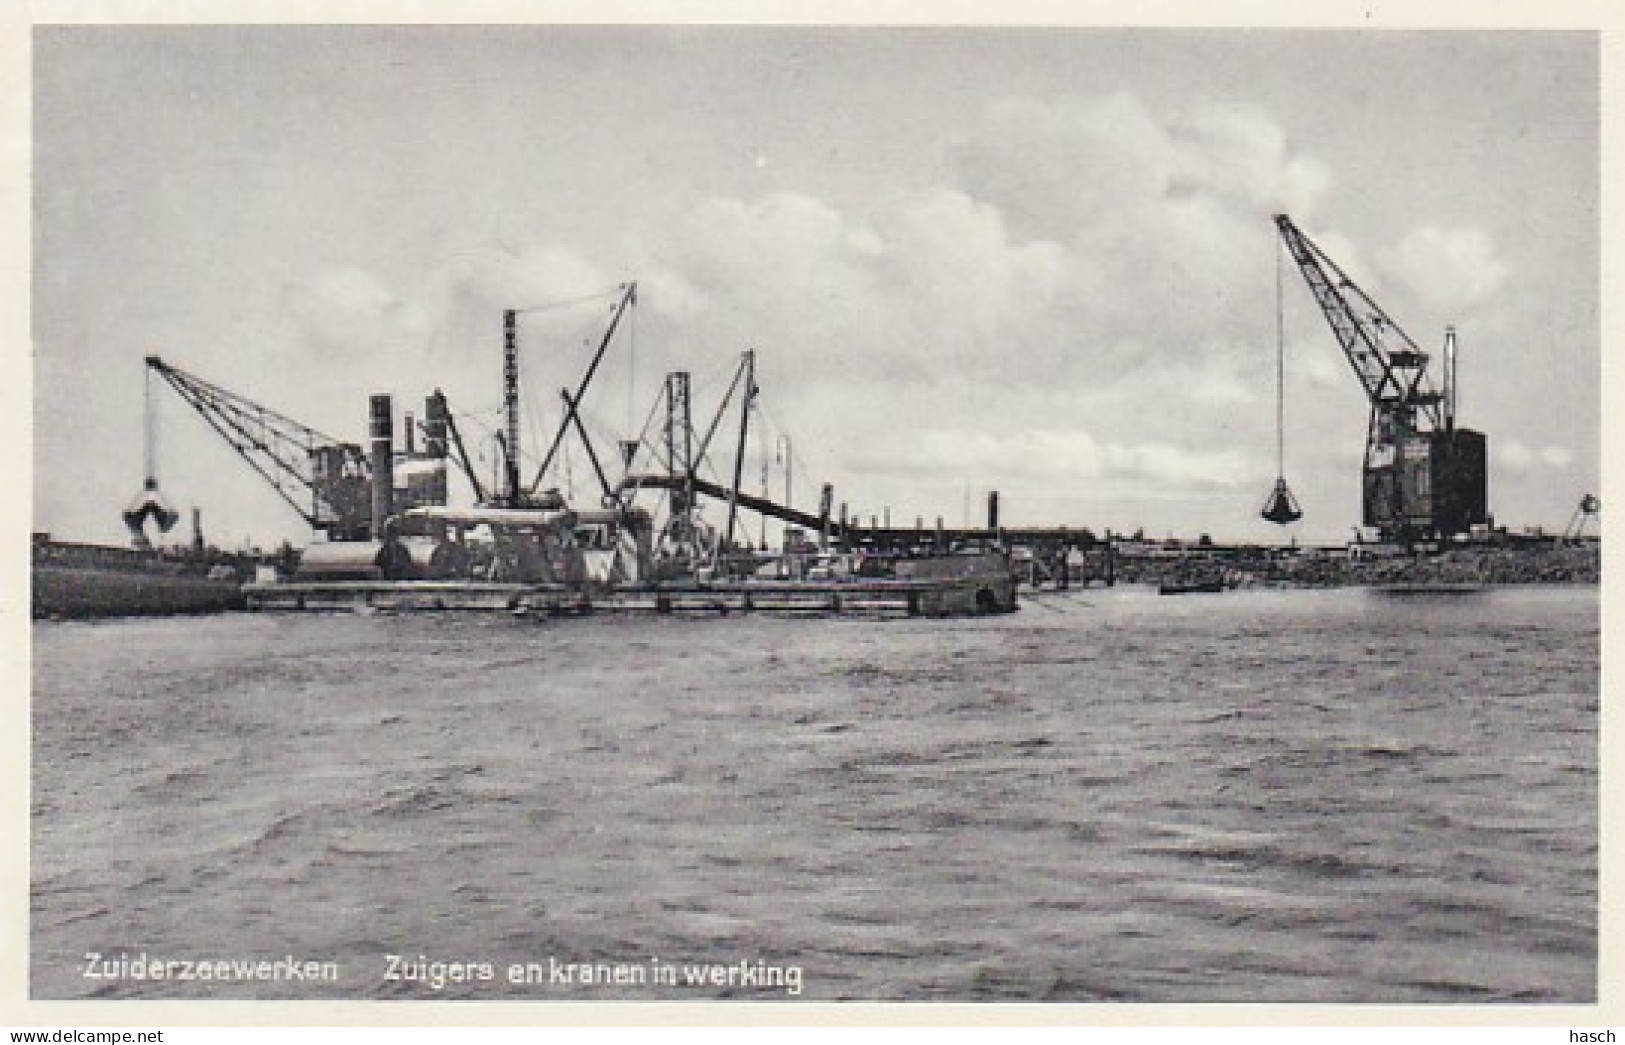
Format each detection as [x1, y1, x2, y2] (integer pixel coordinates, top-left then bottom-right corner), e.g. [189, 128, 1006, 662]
[424, 393, 449, 459]
[987, 490, 1000, 531]
[819, 483, 833, 552]
[424, 393, 450, 505]
[1444, 326, 1458, 430]
[370, 393, 394, 538]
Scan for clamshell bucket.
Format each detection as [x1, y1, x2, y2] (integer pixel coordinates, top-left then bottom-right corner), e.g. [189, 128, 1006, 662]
[1260, 476, 1303, 525]
[123, 479, 180, 543]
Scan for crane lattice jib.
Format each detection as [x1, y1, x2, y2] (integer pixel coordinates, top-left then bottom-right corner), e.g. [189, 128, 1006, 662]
[145, 355, 366, 531]
[529, 281, 639, 499]
[1273, 215, 1443, 429]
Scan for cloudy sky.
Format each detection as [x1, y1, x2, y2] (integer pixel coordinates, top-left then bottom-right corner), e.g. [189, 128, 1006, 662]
[32, 25, 1598, 548]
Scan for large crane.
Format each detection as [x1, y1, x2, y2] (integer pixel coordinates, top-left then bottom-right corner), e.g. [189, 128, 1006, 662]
[1273, 214, 1488, 542]
[144, 355, 374, 540]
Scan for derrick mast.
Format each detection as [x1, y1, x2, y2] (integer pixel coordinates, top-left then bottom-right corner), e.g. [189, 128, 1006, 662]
[1273, 215, 1488, 542]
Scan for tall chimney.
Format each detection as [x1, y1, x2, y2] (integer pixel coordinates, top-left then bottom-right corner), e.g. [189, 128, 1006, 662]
[424, 393, 449, 457]
[1444, 325, 1458, 431]
[987, 490, 1000, 531]
[819, 483, 833, 552]
[370, 394, 394, 538]
[424, 393, 450, 505]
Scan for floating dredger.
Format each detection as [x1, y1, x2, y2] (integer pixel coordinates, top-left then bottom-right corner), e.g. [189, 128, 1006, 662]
[134, 283, 1051, 618]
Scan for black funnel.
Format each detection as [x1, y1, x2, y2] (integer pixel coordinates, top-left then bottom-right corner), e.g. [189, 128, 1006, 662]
[1261, 477, 1303, 525]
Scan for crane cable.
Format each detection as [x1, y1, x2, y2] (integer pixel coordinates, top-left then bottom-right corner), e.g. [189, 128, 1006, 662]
[1261, 237, 1303, 526]
[145, 363, 157, 486]
[1276, 237, 1286, 480]
[626, 301, 637, 438]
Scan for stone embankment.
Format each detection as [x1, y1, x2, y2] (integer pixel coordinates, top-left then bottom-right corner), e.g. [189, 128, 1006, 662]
[1110, 543, 1599, 589]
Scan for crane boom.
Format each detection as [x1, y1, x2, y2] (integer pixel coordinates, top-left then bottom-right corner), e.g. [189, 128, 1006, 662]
[1273, 214, 1444, 426]
[529, 281, 638, 499]
[144, 355, 373, 540]
[432, 390, 487, 506]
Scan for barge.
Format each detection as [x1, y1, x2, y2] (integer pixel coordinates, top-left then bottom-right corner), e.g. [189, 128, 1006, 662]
[245, 547, 1018, 618]
[32, 535, 247, 619]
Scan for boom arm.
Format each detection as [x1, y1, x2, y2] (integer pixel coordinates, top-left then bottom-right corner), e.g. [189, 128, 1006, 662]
[433, 391, 488, 506]
[529, 282, 638, 497]
[145, 355, 371, 538]
[1273, 214, 1443, 427]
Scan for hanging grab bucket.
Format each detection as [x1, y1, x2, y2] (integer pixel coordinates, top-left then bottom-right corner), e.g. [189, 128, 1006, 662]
[1261, 476, 1302, 525]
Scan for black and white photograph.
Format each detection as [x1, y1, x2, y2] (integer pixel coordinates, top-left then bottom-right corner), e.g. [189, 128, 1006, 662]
[18, 11, 1607, 1021]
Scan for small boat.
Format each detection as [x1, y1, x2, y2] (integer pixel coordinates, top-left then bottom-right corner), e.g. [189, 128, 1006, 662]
[1158, 579, 1226, 595]
[1369, 582, 1486, 596]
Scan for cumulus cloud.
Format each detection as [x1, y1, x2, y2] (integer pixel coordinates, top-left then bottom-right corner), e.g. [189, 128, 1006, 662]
[1541, 445, 1575, 468]
[848, 426, 1251, 490]
[1496, 440, 1573, 475]
[1498, 439, 1536, 474]
[282, 266, 431, 359]
[630, 93, 1332, 508]
[948, 92, 1177, 238]
[1171, 102, 1331, 218]
[1379, 224, 1510, 315]
[462, 244, 611, 311]
[274, 92, 1342, 527]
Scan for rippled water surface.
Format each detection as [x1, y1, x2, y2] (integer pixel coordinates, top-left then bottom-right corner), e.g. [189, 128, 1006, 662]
[32, 586, 1598, 1002]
